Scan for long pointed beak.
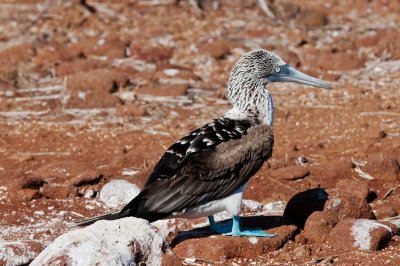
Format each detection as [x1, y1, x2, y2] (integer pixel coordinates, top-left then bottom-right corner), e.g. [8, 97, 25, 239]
[269, 65, 333, 90]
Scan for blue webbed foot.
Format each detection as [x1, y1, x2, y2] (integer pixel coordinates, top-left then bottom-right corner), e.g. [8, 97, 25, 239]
[208, 216, 231, 234]
[221, 216, 276, 238]
[223, 229, 276, 237]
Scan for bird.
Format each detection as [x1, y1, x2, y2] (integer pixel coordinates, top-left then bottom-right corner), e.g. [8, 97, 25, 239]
[75, 49, 332, 237]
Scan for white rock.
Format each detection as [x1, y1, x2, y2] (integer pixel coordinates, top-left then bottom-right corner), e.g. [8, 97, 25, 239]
[0, 238, 41, 266]
[31, 217, 165, 266]
[163, 68, 179, 76]
[263, 201, 287, 215]
[184, 257, 196, 263]
[77, 91, 86, 100]
[248, 237, 258, 245]
[83, 189, 94, 198]
[99, 179, 140, 208]
[152, 219, 177, 238]
[351, 219, 392, 250]
[242, 199, 263, 212]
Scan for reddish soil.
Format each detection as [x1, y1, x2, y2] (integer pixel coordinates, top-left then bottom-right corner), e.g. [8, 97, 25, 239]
[0, 0, 399, 265]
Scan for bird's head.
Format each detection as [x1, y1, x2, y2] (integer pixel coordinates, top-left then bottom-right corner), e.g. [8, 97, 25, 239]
[228, 49, 332, 91]
[227, 49, 332, 124]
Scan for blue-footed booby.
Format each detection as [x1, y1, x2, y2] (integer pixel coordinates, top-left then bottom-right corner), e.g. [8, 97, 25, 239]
[75, 49, 332, 237]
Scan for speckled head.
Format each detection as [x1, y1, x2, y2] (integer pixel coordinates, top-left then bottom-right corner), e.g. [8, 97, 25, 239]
[226, 49, 332, 125]
[228, 49, 332, 95]
[229, 50, 286, 87]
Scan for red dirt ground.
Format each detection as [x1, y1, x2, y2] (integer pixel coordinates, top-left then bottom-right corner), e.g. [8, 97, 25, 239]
[0, 0, 399, 265]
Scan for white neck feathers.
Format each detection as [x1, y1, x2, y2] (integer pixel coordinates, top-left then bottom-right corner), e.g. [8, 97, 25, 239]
[226, 85, 274, 127]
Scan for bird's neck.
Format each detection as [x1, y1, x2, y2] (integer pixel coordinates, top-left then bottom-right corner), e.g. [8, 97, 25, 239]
[226, 82, 274, 127]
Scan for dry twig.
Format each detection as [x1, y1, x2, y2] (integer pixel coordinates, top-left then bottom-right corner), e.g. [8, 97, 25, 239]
[353, 167, 375, 180]
[267, 176, 297, 192]
[258, 0, 275, 18]
[80, 0, 96, 13]
[382, 184, 400, 200]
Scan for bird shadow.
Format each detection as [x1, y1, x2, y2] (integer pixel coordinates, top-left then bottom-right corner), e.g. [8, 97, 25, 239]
[170, 215, 294, 248]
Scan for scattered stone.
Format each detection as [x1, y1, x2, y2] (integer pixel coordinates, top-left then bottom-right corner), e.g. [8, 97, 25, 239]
[361, 155, 400, 181]
[0, 239, 44, 266]
[295, 8, 328, 27]
[372, 0, 400, 14]
[17, 176, 45, 190]
[284, 188, 328, 228]
[374, 205, 399, 220]
[99, 179, 141, 208]
[316, 51, 366, 71]
[26, 161, 100, 185]
[375, 29, 400, 60]
[14, 189, 41, 201]
[131, 46, 173, 62]
[66, 69, 128, 108]
[154, 64, 200, 81]
[41, 184, 78, 199]
[198, 40, 231, 59]
[294, 233, 307, 244]
[56, 59, 106, 77]
[116, 103, 146, 117]
[263, 201, 287, 215]
[312, 158, 354, 181]
[151, 219, 178, 239]
[30, 218, 165, 266]
[335, 179, 370, 200]
[303, 180, 376, 243]
[302, 211, 338, 243]
[172, 216, 298, 261]
[161, 249, 181, 266]
[136, 83, 189, 97]
[271, 165, 309, 180]
[159, 68, 200, 81]
[353, 33, 379, 49]
[60, 36, 128, 61]
[66, 171, 102, 187]
[272, 1, 328, 27]
[242, 199, 263, 212]
[84, 189, 95, 199]
[0, 44, 35, 66]
[0, 44, 35, 86]
[32, 44, 62, 70]
[327, 219, 397, 251]
[293, 244, 310, 258]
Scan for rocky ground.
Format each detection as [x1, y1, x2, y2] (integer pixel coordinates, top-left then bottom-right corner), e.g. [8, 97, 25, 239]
[0, 0, 399, 265]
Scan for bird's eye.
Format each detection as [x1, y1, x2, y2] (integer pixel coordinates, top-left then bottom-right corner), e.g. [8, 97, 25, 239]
[275, 67, 281, 73]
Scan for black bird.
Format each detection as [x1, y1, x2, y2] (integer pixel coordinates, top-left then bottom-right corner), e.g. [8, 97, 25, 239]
[75, 49, 332, 236]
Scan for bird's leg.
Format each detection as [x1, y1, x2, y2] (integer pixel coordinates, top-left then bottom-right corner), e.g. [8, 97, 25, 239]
[208, 215, 231, 234]
[223, 216, 276, 237]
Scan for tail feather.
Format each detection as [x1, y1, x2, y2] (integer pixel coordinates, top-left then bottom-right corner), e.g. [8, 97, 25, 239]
[73, 194, 169, 227]
[73, 211, 126, 227]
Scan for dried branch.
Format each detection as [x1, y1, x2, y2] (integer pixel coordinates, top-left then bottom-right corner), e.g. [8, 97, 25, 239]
[267, 176, 297, 192]
[353, 167, 375, 180]
[258, 0, 275, 19]
[360, 111, 400, 116]
[382, 184, 400, 200]
[80, 0, 96, 13]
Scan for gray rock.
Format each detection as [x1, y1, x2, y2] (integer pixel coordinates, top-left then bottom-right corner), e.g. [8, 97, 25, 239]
[327, 218, 397, 251]
[31, 217, 165, 266]
[99, 179, 140, 208]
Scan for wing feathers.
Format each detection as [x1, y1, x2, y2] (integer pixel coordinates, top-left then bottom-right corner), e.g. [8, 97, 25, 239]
[122, 117, 274, 221]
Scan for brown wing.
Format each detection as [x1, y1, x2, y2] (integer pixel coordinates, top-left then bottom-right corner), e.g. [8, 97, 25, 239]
[121, 123, 273, 221]
[143, 117, 253, 187]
